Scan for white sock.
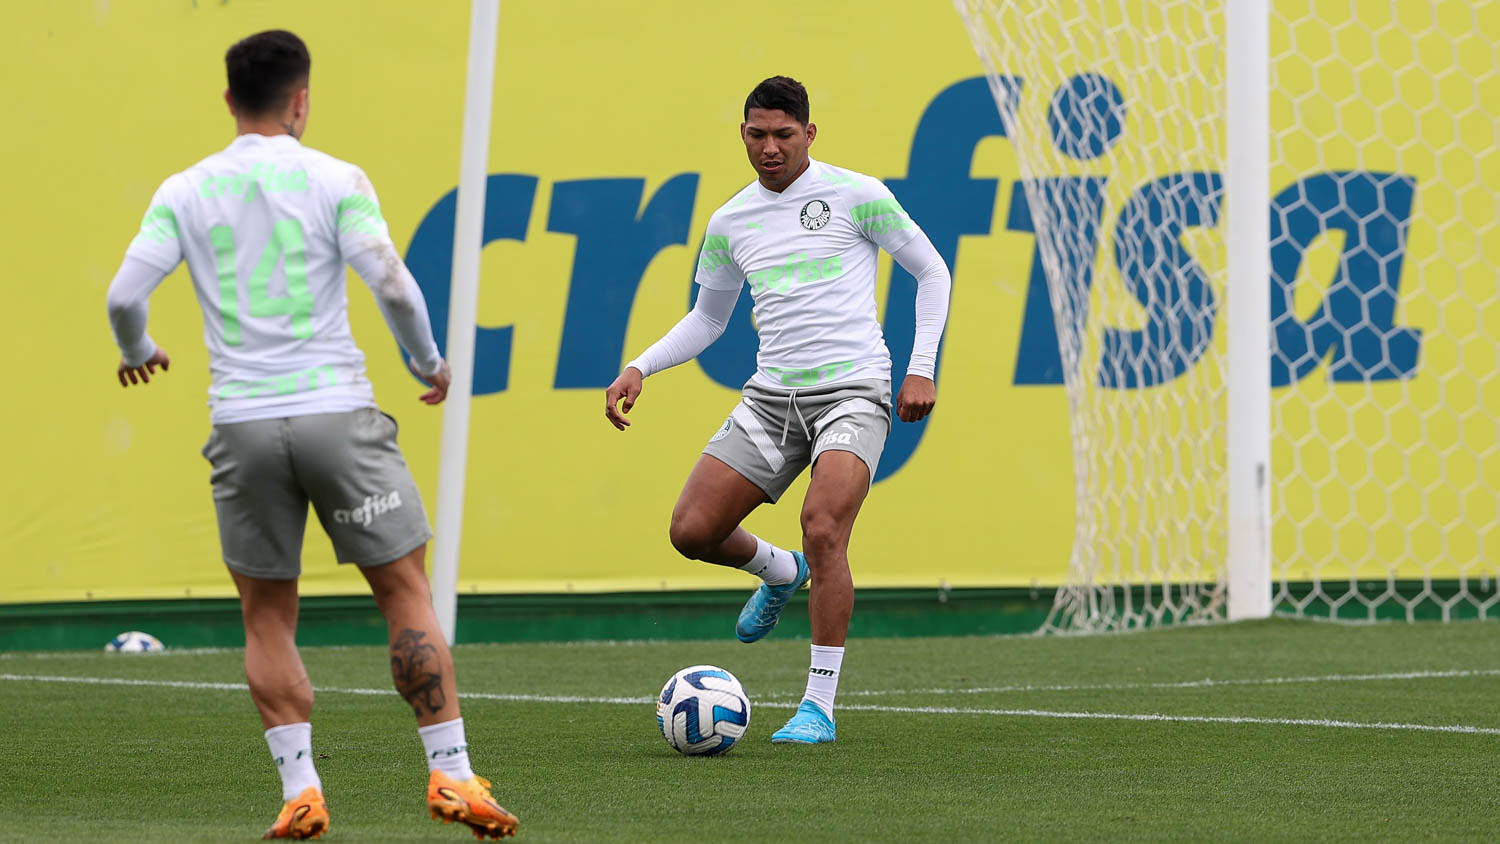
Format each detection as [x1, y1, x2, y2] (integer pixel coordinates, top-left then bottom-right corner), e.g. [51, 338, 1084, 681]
[419, 717, 475, 781]
[802, 644, 845, 719]
[737, 536, 798, 585]
[265, 722, 321, 801]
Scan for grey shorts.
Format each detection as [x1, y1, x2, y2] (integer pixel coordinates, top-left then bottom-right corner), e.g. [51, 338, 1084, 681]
[702, 378, 892, 503]
[200, 407, 433, 579]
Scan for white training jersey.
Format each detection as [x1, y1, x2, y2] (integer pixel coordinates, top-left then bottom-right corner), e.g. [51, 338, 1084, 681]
[125, 133, 400, 424]
[694, 158, 920, 389]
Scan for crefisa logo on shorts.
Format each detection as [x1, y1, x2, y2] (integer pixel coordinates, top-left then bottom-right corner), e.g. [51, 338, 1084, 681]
[334, 490, 403, 526]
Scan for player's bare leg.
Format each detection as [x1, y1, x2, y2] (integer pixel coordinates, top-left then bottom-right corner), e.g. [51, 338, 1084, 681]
[232, 570, 313, 729]
[670, 454, 809, 641]
[772, 450, 869, 744]
[359, 543, 460, 726]
[668, 454, 767, 566]
[362, 544, 517, 838]
[799, 450, 869, 648]
[232, 571, 329, 839]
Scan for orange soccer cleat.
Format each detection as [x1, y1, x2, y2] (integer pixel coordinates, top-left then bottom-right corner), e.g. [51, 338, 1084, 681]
[427, 770, 519, 839]
[262, 786, 329, 840]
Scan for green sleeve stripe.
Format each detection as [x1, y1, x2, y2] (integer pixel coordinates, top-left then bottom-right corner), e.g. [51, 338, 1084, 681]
[337, 195, 385, 235]
[135, 205, 179, 244]
[699, 234, 733, 272]
[851, 198, 914, 236]
[850, 198, 908, 222]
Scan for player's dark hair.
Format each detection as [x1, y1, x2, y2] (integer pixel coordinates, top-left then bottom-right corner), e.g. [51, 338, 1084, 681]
[225, 30, 311, 116]
[744, 76, 810, 125]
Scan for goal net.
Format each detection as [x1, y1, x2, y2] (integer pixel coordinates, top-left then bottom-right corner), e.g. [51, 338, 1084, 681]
[953, 0, 1500, 631]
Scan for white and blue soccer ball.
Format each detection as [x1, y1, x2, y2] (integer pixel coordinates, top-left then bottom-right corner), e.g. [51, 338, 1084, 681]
[656, 664, 750, 756]
[105, 631, 164, 653]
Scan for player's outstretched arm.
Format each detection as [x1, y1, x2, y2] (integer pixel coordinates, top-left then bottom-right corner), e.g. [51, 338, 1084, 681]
[347, 245, 447, 404]
[339, 168, 448, 404]
[889, 231, 952, 422]
[603, 285, 739, 431]
[110, 174, 187, 388]
[106, 257, 172, 387]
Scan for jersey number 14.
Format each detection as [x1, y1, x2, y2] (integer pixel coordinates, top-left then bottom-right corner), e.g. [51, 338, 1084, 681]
[209, 219, 314, 346]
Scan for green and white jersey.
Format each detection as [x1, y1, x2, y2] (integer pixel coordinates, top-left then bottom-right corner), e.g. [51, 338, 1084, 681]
[695, 159, 920, 389]
[125, 134, 399, 424]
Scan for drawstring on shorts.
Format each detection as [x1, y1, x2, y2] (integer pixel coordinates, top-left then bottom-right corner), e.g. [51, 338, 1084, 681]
[780, 389, 811, 446]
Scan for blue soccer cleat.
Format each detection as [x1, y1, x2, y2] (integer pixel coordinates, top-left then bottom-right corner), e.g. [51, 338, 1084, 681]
[770, 700, 837, 744]
[735, 550, 810, 643]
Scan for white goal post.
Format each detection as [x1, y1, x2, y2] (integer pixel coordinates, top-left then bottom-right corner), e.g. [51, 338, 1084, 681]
[432, 0, 500, 645]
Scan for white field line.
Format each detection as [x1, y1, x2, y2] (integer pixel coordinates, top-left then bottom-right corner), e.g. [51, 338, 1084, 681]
[826, 703, 1500, 736]
[0, 647, 244, 660]
[836, 668, 1500, 698]
[0, 673, 651, 705]
[4, 672, 1500, 737]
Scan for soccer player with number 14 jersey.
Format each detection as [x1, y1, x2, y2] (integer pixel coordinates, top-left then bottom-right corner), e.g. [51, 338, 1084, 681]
[105, 30, 516, 839]
[606, 76, 952, 743]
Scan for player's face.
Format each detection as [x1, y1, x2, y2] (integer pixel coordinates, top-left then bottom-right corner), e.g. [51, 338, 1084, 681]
[741, 108, 817, 192]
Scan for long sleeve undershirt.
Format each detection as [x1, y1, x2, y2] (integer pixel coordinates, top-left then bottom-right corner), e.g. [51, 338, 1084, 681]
[345, 245, 443, 376]
[624, 286, 739, 378]
[104, 258, 168, 368]
[626, 230, 952, 381]
[896, 230, 953, 382]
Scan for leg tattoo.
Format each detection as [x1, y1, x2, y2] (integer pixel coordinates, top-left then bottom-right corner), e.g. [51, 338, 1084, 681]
[390, 629, 446, 716]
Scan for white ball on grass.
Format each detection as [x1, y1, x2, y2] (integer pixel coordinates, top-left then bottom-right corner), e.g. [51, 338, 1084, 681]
[105, 631, 164, 653]
[656, 664, 751, 756]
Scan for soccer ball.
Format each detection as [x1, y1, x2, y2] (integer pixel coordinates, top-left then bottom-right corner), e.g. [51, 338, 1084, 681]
[105, 631, 164, 653]
[656, 664, 750, 756]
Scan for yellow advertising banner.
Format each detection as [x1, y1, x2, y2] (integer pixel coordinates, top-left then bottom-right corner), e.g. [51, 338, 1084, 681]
[3, 1, 1495, 602]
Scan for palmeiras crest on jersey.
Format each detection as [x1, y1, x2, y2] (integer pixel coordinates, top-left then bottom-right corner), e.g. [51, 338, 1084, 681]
[799, 199, 832, 230]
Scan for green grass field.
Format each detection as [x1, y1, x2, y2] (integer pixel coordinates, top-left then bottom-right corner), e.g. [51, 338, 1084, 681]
[3, 618, 1498, 841]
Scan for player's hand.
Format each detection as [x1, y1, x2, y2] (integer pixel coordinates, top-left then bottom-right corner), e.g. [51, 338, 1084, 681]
[117, 349, 170, 387]
[411, 359, 451, 405]
[896, 374, 936, 422]
[605, 367, 644, 430]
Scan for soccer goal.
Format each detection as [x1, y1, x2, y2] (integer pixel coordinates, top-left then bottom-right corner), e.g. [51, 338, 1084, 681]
[953, 1, 1500, 631]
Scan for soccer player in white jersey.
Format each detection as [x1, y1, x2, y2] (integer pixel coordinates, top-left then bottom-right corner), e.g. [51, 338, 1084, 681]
[104, 31, 516, 839]
[605, 76, 952, 743]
